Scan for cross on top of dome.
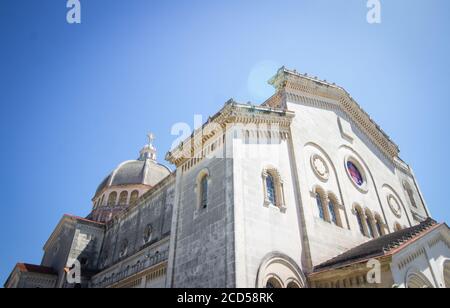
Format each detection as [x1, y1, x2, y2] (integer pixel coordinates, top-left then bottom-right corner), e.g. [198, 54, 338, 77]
[139, 132, 157, 161]
[147, 132, 155, 145]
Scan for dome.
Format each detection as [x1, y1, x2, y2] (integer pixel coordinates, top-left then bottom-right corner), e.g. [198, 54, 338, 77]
[94, 133, 171, 198]
[95, 160, 171, 197]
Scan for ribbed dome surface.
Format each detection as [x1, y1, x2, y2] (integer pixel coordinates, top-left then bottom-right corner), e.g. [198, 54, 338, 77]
[95, 160, 171, 197]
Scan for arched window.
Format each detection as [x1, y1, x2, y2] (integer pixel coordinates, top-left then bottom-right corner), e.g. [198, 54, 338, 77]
[327, 196, 342, 227]
[405, 184, 417, 208]
[365, 213, 375, 238]
[355, 206, 365, 236]
[107, 192, 117, 207]
[200, 174, 208, 209]
[129, 190, 139, 205]
[375, 215, 384, 237]
[143, 224, 153, 244]
[394, 223, 402, 232]
[287, 281, 300, 288]
[119, 191, 128, 206]
[328, 200, 337, 225]
[119, 239, 128, 258]
[407, 272, 434, 288]
[266, 174, 277, 205]
[262, 168, 286, 211]
[266, 277, 282, 289]
[316, 193, 325, 220]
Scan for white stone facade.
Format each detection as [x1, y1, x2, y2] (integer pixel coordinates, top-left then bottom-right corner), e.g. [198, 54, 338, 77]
[5, 67, 449, 288]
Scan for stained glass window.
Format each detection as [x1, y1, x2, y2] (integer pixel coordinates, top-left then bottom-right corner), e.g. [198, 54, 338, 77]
[316, 193, 325, 220]
[328, 200, 338, 225]
[347, 161, 364, 186]
[266, 174, 276, 205]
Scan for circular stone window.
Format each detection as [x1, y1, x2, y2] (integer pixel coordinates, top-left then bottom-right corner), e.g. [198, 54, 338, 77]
[388, 194, 402, 218]
[345, 158, 368, 193]
[311, 154, 329, 182]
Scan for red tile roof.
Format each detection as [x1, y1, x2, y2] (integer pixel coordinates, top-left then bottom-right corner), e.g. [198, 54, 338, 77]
[313, 218, 444, 273]
[16, 263, 56, 275]
[64, 214, 105, 225]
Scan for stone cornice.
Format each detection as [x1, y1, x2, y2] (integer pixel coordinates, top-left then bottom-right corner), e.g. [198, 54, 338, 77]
[165, 101, 295, 166]
[269, 67, 400, 160]
[43, 215, 105, 252]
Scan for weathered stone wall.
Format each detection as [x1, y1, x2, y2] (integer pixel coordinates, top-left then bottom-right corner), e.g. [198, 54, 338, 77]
[90, 175, 175, 288]
[170, 134, 235, 288]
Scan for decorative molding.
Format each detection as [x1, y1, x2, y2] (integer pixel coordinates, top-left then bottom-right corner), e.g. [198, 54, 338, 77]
[388, 194, 402, 218]
[310, 154, 330, 182]
[269, 68, 400, 160]
[166, 102, 295, 166]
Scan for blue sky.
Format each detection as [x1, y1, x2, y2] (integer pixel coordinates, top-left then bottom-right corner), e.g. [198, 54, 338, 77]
[0, 0, 449, 284]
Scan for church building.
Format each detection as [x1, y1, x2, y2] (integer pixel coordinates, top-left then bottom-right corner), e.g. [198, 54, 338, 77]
[5, 67, 450, 288]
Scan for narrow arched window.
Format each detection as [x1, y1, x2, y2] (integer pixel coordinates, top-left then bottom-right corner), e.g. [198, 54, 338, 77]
[406, 187, 417, 208]
[375, 214, 385, 236]
[375, 219, 383, 237]
[266, 278, 282, 289]
[356, 208, 365, 236]
[119, 191, 128, 206]
[316, 193, 325, 220]
[107, 192, 117, 207]
[200, 175, 208, 209]
[328, 200, 338, 225]
[266, 174, 277, 205]
[129, 190, 139, 205]
[366, 215, 374, 238]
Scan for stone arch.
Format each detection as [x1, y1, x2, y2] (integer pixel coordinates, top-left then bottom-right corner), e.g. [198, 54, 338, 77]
[327, 192, 343, 228]
[107, 191, 118, 207]
[364, 208, 376, 238]
[129, 190, 139, 205]
[305, 142, 350, 229]
[394, 222, 403, 232]
[119, 191, 129, 206]
[262, 166, 286, 212]
[352, 203, 367, 237]
[312, 185, 328, 221]
[373, 213, 386, 236]
[255, 252, 307, 288]
[406, 271, 434, 288]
